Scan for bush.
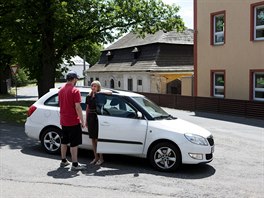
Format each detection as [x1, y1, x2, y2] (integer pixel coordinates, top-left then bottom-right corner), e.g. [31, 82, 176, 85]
[12, 68, 34, 87]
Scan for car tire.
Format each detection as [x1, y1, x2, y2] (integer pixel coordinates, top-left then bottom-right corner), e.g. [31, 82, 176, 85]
[149, 142, 181, 172]
[41, 127, 62, 154]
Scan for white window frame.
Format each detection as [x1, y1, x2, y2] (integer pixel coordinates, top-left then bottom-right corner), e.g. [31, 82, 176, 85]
[254, 5, 264, 40]
[214, 14, 225, 45]
[253, 72, 264, 101]
[137, 78, 143, 92]
[213, 72, 225, 98]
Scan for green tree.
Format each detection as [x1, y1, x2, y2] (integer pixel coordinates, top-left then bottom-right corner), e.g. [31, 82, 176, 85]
[1, 0, 185, 97]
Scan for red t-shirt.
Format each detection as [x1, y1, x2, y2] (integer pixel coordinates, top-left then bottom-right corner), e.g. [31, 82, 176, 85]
[58, 83, 82, 126]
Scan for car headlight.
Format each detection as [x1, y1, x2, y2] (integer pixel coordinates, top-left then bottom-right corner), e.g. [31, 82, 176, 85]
[184, 133, 208, 146]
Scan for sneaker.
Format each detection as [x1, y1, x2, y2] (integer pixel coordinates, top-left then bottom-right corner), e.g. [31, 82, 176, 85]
[89, 158, 98, 165]
[71, 163, 86, 171]
[60, 160, 70, 167]
[95, 159, 104, 166]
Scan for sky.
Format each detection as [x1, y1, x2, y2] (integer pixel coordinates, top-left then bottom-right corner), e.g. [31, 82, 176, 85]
[163, 0, 193, 29]
[104, 0, 193, 47]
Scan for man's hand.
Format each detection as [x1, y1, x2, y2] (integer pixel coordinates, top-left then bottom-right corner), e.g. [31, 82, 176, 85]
[75, 103, 85, 128]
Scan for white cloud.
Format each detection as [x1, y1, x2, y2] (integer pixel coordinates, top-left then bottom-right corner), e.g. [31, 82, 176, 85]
[162, 0, 193, 29]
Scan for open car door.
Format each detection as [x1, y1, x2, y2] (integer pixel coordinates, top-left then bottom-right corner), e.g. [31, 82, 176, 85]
[95, 93, 148, 154]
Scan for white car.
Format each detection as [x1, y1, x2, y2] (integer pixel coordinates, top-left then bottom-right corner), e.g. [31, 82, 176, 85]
[25, 87, 214, 172]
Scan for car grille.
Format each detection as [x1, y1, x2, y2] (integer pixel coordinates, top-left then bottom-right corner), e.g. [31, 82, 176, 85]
[207, 135, 214, 146]
[206, 153, 213, 160]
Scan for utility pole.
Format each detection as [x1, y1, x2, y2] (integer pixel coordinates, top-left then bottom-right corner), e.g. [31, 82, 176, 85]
[10, 64, 19, 101]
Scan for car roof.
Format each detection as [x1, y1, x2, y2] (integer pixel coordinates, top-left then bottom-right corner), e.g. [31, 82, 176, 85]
[77, 86, 144, 97]
[46, 86, 144, 98]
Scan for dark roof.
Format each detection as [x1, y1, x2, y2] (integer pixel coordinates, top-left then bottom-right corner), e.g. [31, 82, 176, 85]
[104, 29, 193, 51]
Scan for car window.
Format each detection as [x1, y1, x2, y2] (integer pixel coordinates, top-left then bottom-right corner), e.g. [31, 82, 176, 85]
[45, 92, 88, 110]
[81, 92, 89, 110]
[96, 94, 137, 119]
[44, 94, 59, 107]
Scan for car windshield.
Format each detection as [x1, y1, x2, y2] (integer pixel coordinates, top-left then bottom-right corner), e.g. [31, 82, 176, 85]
[132, 97, 172, 119]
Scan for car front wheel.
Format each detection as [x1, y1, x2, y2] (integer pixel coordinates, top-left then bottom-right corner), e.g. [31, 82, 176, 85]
[41, 127, 62, 154]
[149, 142, 181, 172]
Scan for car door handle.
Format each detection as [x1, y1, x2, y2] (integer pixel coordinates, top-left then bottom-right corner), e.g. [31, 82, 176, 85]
[101, 122, 110, 126]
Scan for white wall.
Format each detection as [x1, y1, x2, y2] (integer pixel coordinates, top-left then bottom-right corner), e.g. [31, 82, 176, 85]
[86, 72, 151, 92]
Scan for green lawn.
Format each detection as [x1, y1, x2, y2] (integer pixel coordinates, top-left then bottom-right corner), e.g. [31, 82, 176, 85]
[0, 101, 35, 125]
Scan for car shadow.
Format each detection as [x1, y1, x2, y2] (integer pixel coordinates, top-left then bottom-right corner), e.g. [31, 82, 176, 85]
[1, 123, 215, 179]
[21, 144, 216, 180]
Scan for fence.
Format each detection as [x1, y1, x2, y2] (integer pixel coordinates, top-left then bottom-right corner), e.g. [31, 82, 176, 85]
[139, 93, 264, 120]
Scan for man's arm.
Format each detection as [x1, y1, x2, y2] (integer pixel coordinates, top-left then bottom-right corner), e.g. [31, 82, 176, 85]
[75, 103, 85, 128]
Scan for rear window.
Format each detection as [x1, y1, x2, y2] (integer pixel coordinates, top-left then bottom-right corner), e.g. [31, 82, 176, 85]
[44, 94, 59, 107]
[44, 92, 88, 110]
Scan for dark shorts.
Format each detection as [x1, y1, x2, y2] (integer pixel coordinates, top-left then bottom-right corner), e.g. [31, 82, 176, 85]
[61, 124, 82, 147]
[87, 113, 98, 139]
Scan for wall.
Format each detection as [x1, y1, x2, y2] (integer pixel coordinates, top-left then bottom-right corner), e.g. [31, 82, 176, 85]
[196, 0, 264, 100]
[87, 72, 151, 92]
[181, 76, 193, 96]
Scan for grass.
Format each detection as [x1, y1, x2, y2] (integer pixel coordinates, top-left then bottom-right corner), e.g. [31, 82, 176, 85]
[0, 101, 35, 125]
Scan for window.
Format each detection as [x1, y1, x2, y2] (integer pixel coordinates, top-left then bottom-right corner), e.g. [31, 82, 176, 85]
[128, 79, 133, 91]
[110, 79, 115, 89]
[44, 94, 59, 107]
[137, 79, 143, 92]
[90, 78, 94, 85]
[80, 92, 89, 110]
[211, 11, 225, 45]
[212, 71, 225, 98]
[253, 72, 264, 101]
[132, 97, 169, 119]
[44, 92, 88, 110]
[251, 2, 264, 41]
[96, 94, 137, 118]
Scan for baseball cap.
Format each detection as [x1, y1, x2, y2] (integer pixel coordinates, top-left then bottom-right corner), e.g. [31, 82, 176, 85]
[66, 71, 79, 80]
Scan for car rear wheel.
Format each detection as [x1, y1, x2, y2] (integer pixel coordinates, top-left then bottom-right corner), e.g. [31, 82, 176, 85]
[41, 127, 62, 154]
[149, 142, 181, 172]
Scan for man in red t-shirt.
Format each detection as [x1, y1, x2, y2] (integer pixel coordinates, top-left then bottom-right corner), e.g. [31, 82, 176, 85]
[58, 71, 85, 171]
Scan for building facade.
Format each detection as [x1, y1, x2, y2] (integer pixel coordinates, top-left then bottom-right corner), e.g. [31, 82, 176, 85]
[194, 0, 264, 101]
[86, 30, 194, 94]
[58, 56, 89, 82]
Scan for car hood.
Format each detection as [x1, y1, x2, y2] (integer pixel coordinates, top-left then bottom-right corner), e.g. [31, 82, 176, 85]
[148, 118, 211, 138]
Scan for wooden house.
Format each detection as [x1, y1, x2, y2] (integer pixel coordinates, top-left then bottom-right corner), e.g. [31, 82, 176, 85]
[86, 29, 194, 94]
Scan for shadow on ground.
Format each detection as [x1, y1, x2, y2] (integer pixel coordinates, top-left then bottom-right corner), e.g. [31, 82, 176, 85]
[194, 111, 264, 128]
[1, 123, 216, 179]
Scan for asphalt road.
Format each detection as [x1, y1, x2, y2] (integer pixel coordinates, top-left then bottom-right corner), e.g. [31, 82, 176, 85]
[0, 83, 65, 102]
[1, 108, 263, 198]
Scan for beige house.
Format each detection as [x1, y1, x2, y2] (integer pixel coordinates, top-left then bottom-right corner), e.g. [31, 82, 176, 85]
[194, 0, 264, 101]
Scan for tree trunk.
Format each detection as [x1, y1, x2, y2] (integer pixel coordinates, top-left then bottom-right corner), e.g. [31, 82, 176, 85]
[37, 32, 56, 97]
[0, 76, 8, 94]
[37, 0, 56, 98]
[37, 58, 56, 97]
[0, 66, 10, 94]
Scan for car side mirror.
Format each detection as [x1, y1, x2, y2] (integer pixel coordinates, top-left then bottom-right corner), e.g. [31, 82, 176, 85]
[137, 111, 143, 119]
